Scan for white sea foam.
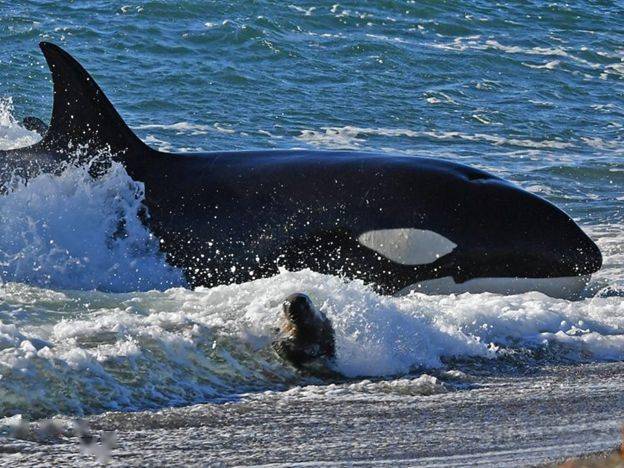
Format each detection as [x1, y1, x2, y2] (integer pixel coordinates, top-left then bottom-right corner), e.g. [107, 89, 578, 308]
[0, 261, 623, 419]
[288, 5, 316, 16]
[0, 100, 621, 420]
[136, 122, 212, 135]
[432, 37, 603, 71]
[0, 221, 622, 418]
[424, 91, 457, 105]
[142, 134, 174, 152]
[604, 63, 624, 77]
[0, 107, 184, 291]
[119, 5, 143, 14]
[588, 224, 624, 287]
[136, 121, 237, 136]
[297, 125, 574, 150]
[0, 163, 185, 291]
[522, 60, 560, 70]
[0, 98, 42, 150]
[256, 374, 448, 400]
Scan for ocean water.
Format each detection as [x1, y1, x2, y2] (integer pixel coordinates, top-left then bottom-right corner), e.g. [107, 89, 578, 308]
[0, 1, 623, 465]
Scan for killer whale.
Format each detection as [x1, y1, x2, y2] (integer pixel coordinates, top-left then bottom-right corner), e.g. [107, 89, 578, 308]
[0, 43, 602, 298]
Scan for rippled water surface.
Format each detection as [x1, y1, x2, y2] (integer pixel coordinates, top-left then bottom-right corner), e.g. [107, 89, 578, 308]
[0, 1, 623, 465]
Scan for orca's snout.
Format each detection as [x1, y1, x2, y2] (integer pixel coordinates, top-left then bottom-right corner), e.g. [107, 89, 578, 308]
[512, 192, 602, 279]
[518, 188, 602, 278]
[462, 179, 603, 281]
[562, 222, 602, 275]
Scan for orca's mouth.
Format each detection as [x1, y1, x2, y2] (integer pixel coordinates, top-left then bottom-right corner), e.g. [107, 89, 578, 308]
[406, 235, 602, 299]
[355, 225, 602, 297]
[400, 275, 591, 300]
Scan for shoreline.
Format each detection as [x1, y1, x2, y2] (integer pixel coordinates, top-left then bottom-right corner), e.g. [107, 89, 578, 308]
[549, 449, 624, 467]
[2, 362, 623, 467]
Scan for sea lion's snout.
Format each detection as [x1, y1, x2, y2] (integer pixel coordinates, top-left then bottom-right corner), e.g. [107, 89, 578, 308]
[272, 293, 336, 372]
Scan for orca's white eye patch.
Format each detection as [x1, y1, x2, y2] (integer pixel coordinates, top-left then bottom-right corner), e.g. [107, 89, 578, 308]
[358, 228, 456, 265]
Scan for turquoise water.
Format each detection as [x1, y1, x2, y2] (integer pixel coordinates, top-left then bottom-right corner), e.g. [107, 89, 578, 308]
[1, 1, 622, 222]
[0, 2, 623, 422]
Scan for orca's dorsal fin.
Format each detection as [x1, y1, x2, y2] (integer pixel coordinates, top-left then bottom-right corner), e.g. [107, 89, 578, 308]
[38, 42, 147, 156]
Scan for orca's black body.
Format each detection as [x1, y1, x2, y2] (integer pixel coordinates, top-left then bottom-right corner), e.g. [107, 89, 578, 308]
[0, 43, 602, 296]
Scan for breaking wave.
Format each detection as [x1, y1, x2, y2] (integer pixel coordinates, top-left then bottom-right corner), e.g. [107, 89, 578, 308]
[0, 101, 184, 292]
[0, 100, 622, 421]
[1, 266, 623, 420]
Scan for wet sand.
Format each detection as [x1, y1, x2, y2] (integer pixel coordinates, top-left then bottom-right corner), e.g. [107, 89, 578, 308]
[2, 362, 624, 466]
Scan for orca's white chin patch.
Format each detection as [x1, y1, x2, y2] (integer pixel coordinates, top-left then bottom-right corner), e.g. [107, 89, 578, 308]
[398, 275, 591, 300]
[358, 228, 456, 265]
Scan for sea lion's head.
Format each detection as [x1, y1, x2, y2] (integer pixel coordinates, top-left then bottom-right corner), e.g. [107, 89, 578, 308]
[272, 293, 335, 371]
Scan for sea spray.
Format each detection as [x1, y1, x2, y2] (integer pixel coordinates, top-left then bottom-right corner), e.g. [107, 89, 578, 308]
[0, 76, 622, 422]
[1, 268, 624, 419]
[0, 162, 185, 291]
[0, 98, 41, 151]
[0, 104, 184, 291]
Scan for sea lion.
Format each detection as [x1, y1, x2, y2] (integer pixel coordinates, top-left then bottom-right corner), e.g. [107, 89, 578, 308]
[272, 293, 336, 372]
